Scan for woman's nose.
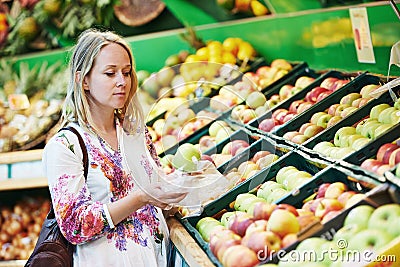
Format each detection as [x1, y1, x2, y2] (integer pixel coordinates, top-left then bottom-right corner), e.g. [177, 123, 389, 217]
[116, 73, 126, 87]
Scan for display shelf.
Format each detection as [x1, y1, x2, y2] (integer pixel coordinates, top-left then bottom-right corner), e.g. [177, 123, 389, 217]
[0, 177, 47, 191]
[0, 149, 42, 165]
[166, 216, 215, 267]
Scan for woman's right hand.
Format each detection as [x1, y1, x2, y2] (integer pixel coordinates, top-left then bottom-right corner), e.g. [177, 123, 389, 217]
[137, 183, 188, 210]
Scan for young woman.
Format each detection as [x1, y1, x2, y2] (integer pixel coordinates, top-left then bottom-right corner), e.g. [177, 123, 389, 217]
[42, 28, 187, 266]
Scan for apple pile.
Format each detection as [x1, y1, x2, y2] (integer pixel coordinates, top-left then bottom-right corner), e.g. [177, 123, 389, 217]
[257, 76, 350, 134]
[209, 59, 294, 115]
[282, 84, 380, 144]
[230, 75, 315, 126]
[0, 196, 50, 260]
[223, 150, 280, 186]
[141, 37, 258, 99]
[301, 181, 366, 224]
[255, 166, 314, 203]
[148, 106, 222, 155]
[360, 140, 400, 175]
[196, 200, 320, 267]
[244, 59, 294, 89]
[278, 203, 400, 267]
[313, 102, 400, 159]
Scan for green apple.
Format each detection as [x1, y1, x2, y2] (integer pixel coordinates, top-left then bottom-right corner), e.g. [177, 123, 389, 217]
[313, 141, 335, 156]
[196, 217, 225, 242]
[238, 197, 267, 213]
[266, 187, 288, 203]
[246, 91, 267, 109]
[360, 120, 381, 138]
[234, 193, 257, 211]
[172, 143, 201, 171]
[282, 171, 312, 190]
[378, 107, 397, 124]
[347, 134, 366, 147]
[326, 115, 342, 128]
[334, 104, 351, 117]
[334, 126, 356, 147]
[370, 103, 391, 119]
[390, 110, 400, 124]
[340, 106, 358, 117]
[344, 204, 374, 229]
[351, 137, 371, 150]
[220, 211, 236, 228]
[333, 223, 364, 245]
[316, 114, 333, 128]
[335, 147, 355, 159]
[276, 166, 299, 184]
[374, 123, 394, 138]
[209, 120, 229, 137]
[215, 127, 233, 143]
[347, 229, 393, 252]
[360, 84, 379, 98]
[257, 181, 284, 200]
[368, 203, 400, 234]
[310, 111, 328, 125]
[340, 92, 362, 105]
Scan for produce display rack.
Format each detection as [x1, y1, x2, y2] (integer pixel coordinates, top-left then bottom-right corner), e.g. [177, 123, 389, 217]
[1, 1, 400, 266]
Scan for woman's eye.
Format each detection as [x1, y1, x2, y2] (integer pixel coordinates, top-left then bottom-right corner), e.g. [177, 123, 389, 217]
[123, 72, 131, 77]
[105, 72, 115, 76]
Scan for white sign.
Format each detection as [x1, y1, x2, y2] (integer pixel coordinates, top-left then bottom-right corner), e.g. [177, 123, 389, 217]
[349, 7, 376, 63]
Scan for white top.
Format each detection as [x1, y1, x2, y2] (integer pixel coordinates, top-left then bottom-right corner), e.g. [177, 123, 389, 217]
[42, 122, 169, 267]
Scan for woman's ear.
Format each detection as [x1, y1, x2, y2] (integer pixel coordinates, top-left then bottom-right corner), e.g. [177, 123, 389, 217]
[75, 71, 89, 90]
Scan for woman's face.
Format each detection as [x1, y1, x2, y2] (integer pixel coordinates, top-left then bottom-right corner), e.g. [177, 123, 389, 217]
[84, 42, 132, 112]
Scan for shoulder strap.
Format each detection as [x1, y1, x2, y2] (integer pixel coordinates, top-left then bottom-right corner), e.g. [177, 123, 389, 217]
[59, 126, 89, 180]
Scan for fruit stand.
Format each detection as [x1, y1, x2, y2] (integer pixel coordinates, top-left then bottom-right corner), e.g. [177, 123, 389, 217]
[1, 0, 400, 267]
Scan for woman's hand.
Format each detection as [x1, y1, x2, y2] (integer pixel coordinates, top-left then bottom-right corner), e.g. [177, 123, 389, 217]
[137, 183, 188, 210]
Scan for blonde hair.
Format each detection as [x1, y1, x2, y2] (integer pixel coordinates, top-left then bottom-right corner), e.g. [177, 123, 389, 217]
[60, 28, 143, 132]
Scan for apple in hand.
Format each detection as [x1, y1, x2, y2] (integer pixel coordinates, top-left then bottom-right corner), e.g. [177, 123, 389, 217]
[172, 143, 201, 172]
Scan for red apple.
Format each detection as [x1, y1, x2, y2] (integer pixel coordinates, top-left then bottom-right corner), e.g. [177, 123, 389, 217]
[281, 233, 298, 248]
[209, 229, 241, 258]
[321, 210, 342, 224]
[337, 191, 357, 206]
[299, 122, 314, 134]
[388, 147, 400, 166]
[297, 102, 313, 113]
[376, 164, 392, 175]
[258, 118, 279, 132]
[316, 91, 332, 102]
[361, 158, 384, 172]
[279, 84, 295, 99]
[274, 204, 299, 216]
[332, 79, 350, 91]
[291, 134, 309, 144]
[305, 87, 331, 103]
[241, 230, 282, 258]
[289, 99, 306, 113]
[316, 183, 331, 198]
[324, 182, 348, 199]
[252, 151, 271, 163]
[320, 77, 339, 90]
[283, 131, 302, 141]
[244, 219, 269, 236]
[250, 201, 277, 220]
[229, 213, 255, 237]
[327, 103, 341, 116]
[282, 112, 297, 123]
[314, 198, 344, 218]
[221, 245, 260, 267]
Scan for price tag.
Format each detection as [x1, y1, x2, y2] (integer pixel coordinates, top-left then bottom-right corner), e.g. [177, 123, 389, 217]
[349, 7, 376, 64]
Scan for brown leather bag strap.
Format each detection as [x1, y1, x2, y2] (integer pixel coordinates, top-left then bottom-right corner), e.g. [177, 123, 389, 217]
[59, 126, 89, 180]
